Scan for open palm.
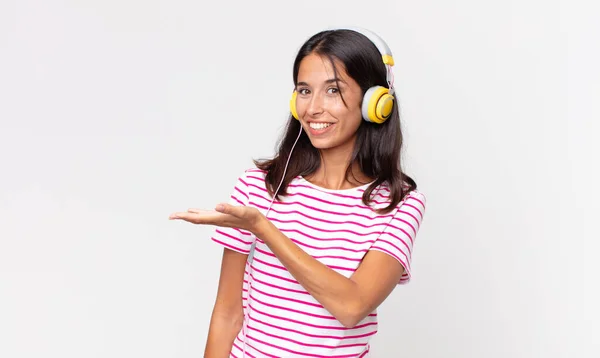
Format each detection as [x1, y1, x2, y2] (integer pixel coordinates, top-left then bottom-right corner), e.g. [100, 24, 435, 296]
[169, 204, 263, 233]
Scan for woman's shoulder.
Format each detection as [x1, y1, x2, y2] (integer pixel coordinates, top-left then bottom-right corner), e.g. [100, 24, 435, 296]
[230, 164, 265, 179]
[395, 186, 427, 217]
[239, 166, 267, 181]
[375, 181, 426, 209]
[403, 187, 426, 205]
[230, 166, 267, 190]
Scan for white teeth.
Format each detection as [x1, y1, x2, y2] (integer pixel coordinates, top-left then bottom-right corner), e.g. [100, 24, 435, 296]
[309, 122, 332, 130]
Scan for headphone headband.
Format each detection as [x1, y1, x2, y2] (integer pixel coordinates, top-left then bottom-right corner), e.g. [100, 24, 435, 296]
[328, 26, 395, 95]
[330, 26, 395, 66]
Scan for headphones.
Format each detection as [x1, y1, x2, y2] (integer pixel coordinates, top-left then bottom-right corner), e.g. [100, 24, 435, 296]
[289, 26, 397, 124]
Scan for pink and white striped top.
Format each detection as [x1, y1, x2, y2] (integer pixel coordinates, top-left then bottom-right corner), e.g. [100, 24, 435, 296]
[211, 167, 426, 357]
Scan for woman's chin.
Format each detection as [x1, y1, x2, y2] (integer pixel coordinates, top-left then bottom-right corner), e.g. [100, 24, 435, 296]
[307, 138, 337, 150]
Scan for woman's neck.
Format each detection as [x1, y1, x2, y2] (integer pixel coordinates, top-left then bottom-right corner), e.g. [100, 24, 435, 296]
[305, 142, 373, 190]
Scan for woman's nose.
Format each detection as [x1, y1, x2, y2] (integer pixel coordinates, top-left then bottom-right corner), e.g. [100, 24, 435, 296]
[306, 93, 325, 117]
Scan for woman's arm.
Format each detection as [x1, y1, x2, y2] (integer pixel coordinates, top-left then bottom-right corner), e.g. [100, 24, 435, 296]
[253, 219, 404, 328]
[204, 248, 248, 358]
[170, 201, 419, 329]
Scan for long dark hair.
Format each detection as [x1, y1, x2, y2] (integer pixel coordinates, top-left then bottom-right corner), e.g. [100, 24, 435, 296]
[253, 29, 417, 214]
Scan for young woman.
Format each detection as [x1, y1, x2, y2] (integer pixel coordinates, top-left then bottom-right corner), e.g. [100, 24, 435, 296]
[170, 27, 426, 358]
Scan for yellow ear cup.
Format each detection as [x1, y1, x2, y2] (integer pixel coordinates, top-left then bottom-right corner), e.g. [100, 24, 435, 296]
[376, 93, 394, 121]
[290, 91, 299, 120]
[362, 86, 394, 124]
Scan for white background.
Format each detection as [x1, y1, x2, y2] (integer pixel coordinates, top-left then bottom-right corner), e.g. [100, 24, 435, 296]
[1, 0, 598, 357]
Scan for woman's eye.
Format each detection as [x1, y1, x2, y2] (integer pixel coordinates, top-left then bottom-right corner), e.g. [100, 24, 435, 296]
[298, 88, 309, 95]
[327, 87, 340, 94]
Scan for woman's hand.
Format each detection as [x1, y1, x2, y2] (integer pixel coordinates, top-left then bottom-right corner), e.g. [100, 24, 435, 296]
[169, 203, 265, 234]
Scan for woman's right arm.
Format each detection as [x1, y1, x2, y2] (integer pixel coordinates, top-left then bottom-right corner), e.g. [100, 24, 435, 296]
[204, 248, 248, 358]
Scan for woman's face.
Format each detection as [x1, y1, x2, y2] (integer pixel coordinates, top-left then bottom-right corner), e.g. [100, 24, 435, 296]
[295, 53, 363, 152]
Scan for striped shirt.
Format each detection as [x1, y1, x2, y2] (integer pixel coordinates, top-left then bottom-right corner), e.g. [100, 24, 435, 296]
[211, 167, 426, 357]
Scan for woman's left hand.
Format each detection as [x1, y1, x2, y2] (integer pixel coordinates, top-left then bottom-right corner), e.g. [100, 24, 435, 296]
[169, 203, 265, 234]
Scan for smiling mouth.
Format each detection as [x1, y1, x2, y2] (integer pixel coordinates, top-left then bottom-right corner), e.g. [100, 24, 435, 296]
[309, 122, 333, 130]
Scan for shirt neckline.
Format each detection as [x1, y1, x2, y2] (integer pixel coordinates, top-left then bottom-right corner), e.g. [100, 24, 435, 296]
[297, 175, 376, 193]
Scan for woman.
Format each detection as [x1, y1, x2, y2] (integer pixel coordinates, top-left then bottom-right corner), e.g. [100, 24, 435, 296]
[170, 27, 426, 357]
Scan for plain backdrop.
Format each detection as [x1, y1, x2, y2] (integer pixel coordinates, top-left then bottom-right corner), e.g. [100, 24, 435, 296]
[1, 0, 598, 357]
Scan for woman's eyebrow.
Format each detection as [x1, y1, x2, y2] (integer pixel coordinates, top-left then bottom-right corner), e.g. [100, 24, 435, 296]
[297, 78, 347, 87]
